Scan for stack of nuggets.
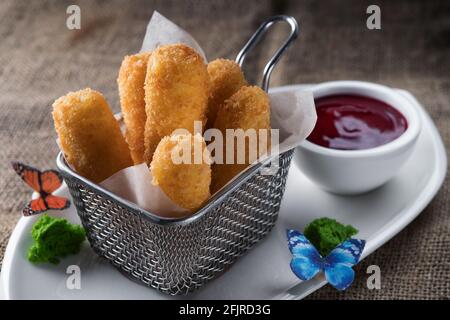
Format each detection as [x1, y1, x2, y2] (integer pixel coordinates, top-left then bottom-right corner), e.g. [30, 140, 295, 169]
[52, 44, 271, 216]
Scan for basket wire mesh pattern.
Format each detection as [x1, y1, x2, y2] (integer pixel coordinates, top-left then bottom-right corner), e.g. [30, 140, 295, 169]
[57, 15, 299, 295]
[59, 150, 293, 295]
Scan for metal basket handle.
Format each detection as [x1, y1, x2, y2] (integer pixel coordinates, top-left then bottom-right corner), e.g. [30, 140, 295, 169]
[236, 15, 299, 92]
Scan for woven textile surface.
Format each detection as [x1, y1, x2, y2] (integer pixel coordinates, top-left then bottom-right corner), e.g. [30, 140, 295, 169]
[0, 0, 448, 299]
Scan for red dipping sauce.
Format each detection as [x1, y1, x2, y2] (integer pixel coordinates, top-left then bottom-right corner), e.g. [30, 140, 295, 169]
[308, 95, 408, 150]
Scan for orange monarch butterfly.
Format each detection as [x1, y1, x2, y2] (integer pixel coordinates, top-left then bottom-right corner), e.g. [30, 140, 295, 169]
[12, 162, 70, 216]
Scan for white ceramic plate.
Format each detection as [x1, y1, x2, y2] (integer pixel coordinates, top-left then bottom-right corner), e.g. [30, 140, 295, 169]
[0, 86, 446, 300]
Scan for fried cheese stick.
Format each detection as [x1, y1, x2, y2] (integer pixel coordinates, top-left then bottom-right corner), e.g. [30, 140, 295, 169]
[211, 86, 271, 193]
[117, 52, 151, 164]
[143, 44, 209, 165]
[150, 133, 211, 213]
[206, 58, 247, 129]
[53, 88, 133, 183]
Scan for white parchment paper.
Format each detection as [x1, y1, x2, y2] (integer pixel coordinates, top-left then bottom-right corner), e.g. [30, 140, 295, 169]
[98, 11, 317, 217]
[100, 163, 187, 218]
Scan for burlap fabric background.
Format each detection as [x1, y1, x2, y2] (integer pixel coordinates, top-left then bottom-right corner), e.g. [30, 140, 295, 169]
[0, 0, 448, 299]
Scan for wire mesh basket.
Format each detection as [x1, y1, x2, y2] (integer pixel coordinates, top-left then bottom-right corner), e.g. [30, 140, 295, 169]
[56, 15, 299, 295]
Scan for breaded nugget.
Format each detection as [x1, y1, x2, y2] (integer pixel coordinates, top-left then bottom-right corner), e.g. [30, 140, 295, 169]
[53, 88, 133, 183]
[206, 59, 247, 129]
[117, 52, 151, 164]
[151, 133, 211, 213]
[142, 115, 162, 167]
[211, 86, 271, 193]
[143, 44, 209, 164]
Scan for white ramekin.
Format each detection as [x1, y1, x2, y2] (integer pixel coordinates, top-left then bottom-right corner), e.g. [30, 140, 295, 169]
[294, 81, 421, 195]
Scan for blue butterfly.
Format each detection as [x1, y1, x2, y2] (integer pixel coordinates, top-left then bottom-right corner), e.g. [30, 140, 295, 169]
[287, 229, 366, 291]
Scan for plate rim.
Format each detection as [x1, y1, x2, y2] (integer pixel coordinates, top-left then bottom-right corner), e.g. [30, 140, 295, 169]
[1, 85, 447, 300]
[270, 85, 447, 299]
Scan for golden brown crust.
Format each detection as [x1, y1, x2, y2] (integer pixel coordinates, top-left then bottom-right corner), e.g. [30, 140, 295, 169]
[52, 88, 133, 183]
[206, 59, 247, 129]
[151, 133, 211, 213]
[143, 44, 209, 164]
[142, 115, 161, 165]
[211, 86, 271, 193]
[118, 52, 151, 164]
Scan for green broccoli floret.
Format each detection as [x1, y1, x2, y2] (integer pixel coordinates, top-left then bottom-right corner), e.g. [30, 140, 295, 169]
[27, 215, 86, 264]
[304, 217, 358, 257]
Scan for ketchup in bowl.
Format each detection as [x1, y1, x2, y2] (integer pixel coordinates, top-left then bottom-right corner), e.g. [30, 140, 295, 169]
[307, 95, 408, 150]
